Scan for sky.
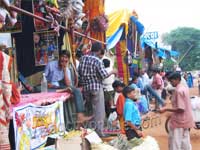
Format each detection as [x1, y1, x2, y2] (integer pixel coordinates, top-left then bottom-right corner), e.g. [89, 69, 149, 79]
[105, 0, 200, 36]
[1, 0, 200, 47]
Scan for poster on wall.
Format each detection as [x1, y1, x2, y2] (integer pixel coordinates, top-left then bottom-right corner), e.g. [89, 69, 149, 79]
[32, 0, 49, 31]
[33, 31, 59, 66]
[13, 101, 64, 150]
[0, 0, 22, 33]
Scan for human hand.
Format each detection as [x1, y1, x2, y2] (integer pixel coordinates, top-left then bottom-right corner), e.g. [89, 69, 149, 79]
[112, 69, 118, 76]
[61, 63, 67, 70]
[158, 107, 167, 113]
[112, 120, 118, 127]
[136, 130, 144, 137]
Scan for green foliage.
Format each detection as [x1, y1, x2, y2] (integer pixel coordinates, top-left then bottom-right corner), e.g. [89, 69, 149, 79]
[162, 27, 200, 71]
[163, 59, 175, 71]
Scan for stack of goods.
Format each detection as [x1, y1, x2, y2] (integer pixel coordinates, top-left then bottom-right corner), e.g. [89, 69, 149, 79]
[62, 130, 82, 140]
[131, 136, 160, 150]
[90, 134, 159, 150]
[91, 143, 117, 150]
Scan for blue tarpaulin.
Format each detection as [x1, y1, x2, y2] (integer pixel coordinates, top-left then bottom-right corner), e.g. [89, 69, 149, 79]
[130, 16, 145, 35]
[141, 37, 180, 58]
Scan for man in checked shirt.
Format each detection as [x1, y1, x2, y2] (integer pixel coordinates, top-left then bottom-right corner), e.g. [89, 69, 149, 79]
[78, 42, 117, 137]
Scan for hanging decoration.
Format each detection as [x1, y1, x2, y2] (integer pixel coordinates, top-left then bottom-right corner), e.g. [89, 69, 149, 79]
[90, 14, 108, 32]
[0, 0, 22, 33]
[59, 0, 85, 29]
[32, 0, 86, 32]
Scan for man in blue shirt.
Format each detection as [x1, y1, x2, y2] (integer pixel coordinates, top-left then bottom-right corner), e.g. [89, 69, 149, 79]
[45, 50, 92, 127]
[123, 86, 143, 140]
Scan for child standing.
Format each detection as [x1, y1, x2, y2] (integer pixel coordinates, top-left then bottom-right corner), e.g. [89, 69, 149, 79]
[102, 58, 115, 117]
[112, 80, 126, 134]
[123, 86, 143, 140]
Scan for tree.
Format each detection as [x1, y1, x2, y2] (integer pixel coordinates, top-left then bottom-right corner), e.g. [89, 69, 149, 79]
[162, 27, 200, 71]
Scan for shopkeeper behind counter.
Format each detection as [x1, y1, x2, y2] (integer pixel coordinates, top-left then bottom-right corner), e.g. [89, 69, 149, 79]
[44, 50, 93, 127]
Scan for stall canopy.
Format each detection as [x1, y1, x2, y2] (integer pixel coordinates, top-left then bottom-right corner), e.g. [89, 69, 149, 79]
[105, 9, 145, 84]
[106, 9, 144, 50]
[140, 37, 180, 59]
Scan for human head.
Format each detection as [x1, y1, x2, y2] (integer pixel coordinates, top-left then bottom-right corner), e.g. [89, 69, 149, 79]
[59, 50, 70, 67]
[140, 68, 147, 75]
[99, 49, 105, 59]
[151, 65, 161, 75]
[76, 50, 83, 60]
[131, 73, 139, 84]
[165, 71, 173, 80]
[122, 86, 136, 101]
[33, 34, 40, 44]
[91, 42, 104, 58]
[168, 72, 181, 87]
[103, 58, 110, 68]
[112, 80, 125, 93]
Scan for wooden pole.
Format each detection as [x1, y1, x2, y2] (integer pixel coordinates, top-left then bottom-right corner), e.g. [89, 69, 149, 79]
[8, 5, 106, 45]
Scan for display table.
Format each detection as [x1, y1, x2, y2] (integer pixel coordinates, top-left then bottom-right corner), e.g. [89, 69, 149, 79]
[10, 92, 70, 113]
[16, 92, 70, 106]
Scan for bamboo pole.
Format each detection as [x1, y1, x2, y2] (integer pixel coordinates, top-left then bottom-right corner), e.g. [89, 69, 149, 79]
[8, 5, 106, 45]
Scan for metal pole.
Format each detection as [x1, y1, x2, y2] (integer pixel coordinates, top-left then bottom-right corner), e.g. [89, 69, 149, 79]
[8, 5, 106, 45]
[178, 42, 193, 64]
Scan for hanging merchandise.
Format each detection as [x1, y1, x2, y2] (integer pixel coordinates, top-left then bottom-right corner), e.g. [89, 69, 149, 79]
[0, 0, 22, 33]
[58, 0, 85, 29]
[123, 50, 133, 66]
[83, 0, 105, 42]
[32, 0, 50, 31]
[33, 31, 59, 66]
[32, 0, 85, 31]
[90, 14, 108, 32]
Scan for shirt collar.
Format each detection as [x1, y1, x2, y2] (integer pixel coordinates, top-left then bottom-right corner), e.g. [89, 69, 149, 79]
[90, 52, 98, 57]
[126, 98, 134, 103]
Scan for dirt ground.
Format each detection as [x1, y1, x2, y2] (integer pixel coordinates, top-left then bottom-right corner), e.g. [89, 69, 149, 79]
[144, 86, 200, 150]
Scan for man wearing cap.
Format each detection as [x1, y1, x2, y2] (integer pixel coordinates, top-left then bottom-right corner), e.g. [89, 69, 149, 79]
[159, 72, 194, 150]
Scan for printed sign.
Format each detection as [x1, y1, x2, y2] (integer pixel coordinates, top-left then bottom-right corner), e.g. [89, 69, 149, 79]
[143, 32, 159, 40]
[33, 31, 59, 66]
[13, 101, 64, 150]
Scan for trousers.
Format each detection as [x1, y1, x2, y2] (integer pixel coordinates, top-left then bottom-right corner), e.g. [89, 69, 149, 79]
[83, 87, 105, 136]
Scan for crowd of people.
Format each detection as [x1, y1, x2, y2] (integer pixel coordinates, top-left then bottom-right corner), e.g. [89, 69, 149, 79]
[43, 41, 195, 150]
[2, 42, 196, 150]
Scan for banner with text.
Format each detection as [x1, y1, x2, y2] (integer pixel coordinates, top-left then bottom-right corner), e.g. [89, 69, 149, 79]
[13, 101, 64, 150]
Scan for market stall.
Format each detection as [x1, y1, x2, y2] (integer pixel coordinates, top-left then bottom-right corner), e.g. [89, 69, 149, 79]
[0, 1, 163, 150]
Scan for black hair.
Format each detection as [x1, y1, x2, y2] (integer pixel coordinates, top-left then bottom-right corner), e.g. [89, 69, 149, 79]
[165, 71, 173, 79]
[76, 50, 83, 59]
[59, 50, 70, 58]
[91, 42, 103, 52]
[103, 58, 110, 68]
[168, 72, 181, 81]
[112, 80, 125, 89]
[151, 65, 161, 73]
[131, 72, 139, 82]
[100, 49, 105, 55]
[122, 86, 135, 98]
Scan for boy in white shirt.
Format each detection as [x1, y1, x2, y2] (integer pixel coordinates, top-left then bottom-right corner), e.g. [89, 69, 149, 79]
[102, 58, 115, 117]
